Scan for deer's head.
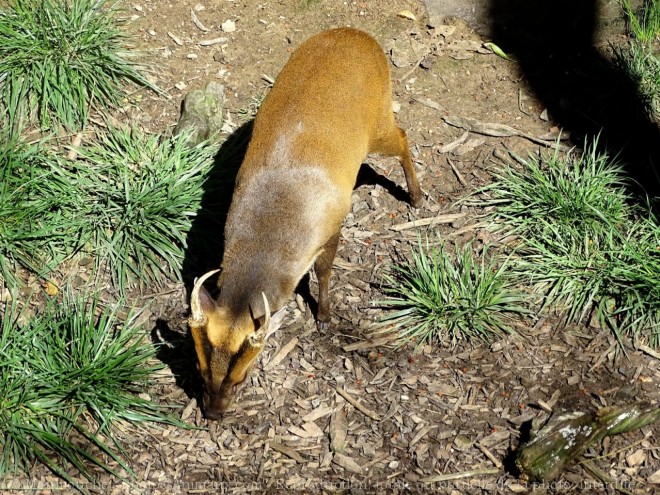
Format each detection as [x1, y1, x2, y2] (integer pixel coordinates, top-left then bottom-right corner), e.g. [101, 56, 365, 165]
[188, 270, 286, 420]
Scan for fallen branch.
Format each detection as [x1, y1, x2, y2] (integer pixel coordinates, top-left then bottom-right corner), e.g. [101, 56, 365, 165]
[442, 115, 571, 151]
[390, 213, 465, 231]
[515, 403, 660, 482]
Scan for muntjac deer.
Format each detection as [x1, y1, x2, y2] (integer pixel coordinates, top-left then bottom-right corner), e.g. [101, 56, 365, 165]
[188, 27, 422, 420]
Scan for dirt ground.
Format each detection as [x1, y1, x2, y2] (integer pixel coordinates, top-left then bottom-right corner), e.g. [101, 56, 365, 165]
[7, 0, 660, 494]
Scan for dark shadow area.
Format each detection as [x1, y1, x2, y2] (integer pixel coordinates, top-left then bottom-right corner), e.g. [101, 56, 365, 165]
[151, 318, 202, 401]
[295, 272, 317, 317]
[489, 0, 660, 204]
[502, 418, 534, 476]
[181, 120, 254, 290]
[355, 162, 412, 203]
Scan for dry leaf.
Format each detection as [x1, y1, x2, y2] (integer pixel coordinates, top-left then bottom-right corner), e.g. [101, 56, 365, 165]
[649, 469, 660, 484]
[329, 410, 348, 453]
[397, 10, 416, 21]
[43, 281, 58, 297]
[626, 449, 646, 467]
[333, 453, 363, 473]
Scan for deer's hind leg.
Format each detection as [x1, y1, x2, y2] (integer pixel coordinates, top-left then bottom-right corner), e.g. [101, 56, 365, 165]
[370, 125, 422, 207]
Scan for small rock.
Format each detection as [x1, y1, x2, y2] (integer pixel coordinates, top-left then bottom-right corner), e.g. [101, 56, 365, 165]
[390, 46, 411, 68]
[451, 216, 468, 229]
[388, 37, 424, 69]
[392, 100, 401, 113]
[186, 53, 198, 59]
[134, 5, 143, 12]
[221, 19, 236, 33]
[147, 29, 156, 36]
[388, 460, 399, 469]
[420, 54, 436, 70]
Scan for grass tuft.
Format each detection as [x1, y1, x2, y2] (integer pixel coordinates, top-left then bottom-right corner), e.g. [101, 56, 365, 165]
[378, 238, 527, 349]
[615, 0, 660, 120]
[1, 128, 215, 293]
[475, 139, 630, 239]
[0, 135, 84, 288]
[613, 41, 660, 119]
[0, 0, 158, 135]
[0, 291, 181, 488]
[75, 127, 216, 291]
[621, 0, 660, 43]
[473, 140, 660, 346]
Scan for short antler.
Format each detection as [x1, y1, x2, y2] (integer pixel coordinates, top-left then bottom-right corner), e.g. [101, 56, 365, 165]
[188, 269, 221, 328]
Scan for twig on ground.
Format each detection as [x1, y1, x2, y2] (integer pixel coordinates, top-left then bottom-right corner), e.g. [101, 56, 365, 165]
[476, 443, 503, 469]
[390, 213, 466, 231]
[335, 387, 381, 421]
[638, 344, 660, 360]
[190, 9, 210, 32]
[448, 158, 468, 187]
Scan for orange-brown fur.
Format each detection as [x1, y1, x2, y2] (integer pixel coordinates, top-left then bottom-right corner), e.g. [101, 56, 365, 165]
[190, 27, 421, 419]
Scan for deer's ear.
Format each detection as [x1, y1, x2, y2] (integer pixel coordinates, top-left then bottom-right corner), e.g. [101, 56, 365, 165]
[197, 284, 218, 314]
[264, 307, 287, 340]
[248, 294, 288, 349]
